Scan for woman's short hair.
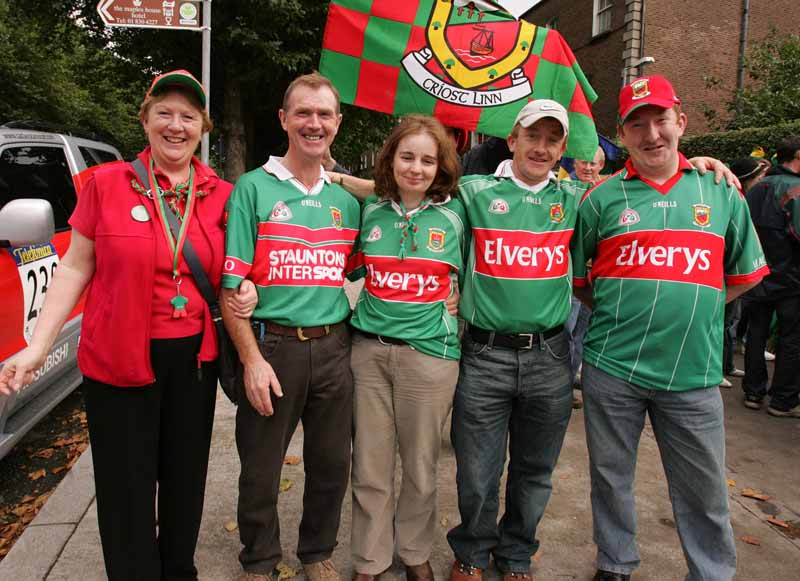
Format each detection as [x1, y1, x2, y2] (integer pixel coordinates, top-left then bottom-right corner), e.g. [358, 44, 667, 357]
[138, 86, 213, 133]
[373, 115, 461, 204]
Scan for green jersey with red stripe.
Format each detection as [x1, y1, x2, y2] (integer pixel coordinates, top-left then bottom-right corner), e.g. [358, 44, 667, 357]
[458, 161, 586, 333]
[349, 196, 467, 360]
[572, 156, 768, 391]
[222, 158, 360, 326]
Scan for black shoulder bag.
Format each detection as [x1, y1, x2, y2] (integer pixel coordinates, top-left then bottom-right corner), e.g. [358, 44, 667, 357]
[131, 159, 240, 404]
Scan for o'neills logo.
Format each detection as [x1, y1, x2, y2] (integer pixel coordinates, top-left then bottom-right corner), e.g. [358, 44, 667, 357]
[401, 0, 534, 108]
[592, 230, 725, 290]
[364, 257, 451, 303]
[473, 228, 572, 280]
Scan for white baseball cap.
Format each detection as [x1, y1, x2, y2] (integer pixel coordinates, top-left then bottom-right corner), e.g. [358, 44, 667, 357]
[513, 99, 569, 136]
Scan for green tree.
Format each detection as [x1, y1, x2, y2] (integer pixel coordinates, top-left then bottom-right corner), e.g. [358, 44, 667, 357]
[711, 32, 800, 131]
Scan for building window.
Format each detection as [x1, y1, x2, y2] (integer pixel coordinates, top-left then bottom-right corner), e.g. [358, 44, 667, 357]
[593, 0, 613, 36]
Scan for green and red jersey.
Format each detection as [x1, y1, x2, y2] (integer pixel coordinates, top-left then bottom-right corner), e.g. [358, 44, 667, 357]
[349, 195, 467, 359]
[222, 157, 360, 327]
[459, 161, 587, 333]
[572, 155, 769, 391]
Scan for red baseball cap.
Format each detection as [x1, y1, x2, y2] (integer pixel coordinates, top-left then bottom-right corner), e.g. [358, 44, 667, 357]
[148, 69, 206, 108]
[618, 75, 681, 124]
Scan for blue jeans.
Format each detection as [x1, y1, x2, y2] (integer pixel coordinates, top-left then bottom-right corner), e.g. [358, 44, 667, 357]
[447, 330, 573, 572]
[582, 364, 736, 580]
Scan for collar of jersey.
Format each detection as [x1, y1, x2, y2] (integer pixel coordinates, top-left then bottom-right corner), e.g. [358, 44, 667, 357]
[622, 153, 694, 195]
[262, 155, 330, 196]
[494, 159, 555, 194]
[389, 195, 451, 217]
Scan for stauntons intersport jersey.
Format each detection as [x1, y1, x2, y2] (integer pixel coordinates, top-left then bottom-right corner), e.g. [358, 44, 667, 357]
[572, 157, 768, 391]
[458, 173, 586, 333]
[349, 196, 467, 360]
[222, 161, 360, 327]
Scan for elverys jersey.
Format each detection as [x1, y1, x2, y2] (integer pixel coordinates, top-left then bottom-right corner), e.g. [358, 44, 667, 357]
[572, 157, 768, 391]
[222, 160, 359, 326]
[349, 196, 467, 360]
[458, 172, 586, 333]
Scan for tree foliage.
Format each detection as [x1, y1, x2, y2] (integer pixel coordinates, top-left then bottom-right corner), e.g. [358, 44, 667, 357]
[705, 31, 800, 131]
[0, 0, 393, 173]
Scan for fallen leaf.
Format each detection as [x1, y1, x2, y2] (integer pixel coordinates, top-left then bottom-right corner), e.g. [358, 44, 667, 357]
[440, 517, 449, 527]
[279, 479, 293, 493]
[51, 466, 67, 475]
[767, 517, 789, 529]
[740, 535, 761, 546]
[224, 521, 238, 532]
[20, 495, 36, 504]
[28, 469, 46, 481]
[741, 488, 770, 501]
[532, 550, 542, 564]
[283, 455, 301, 466]
[276, 562, 298, 579]
[726, 478, 736, 487]
[32, 448, 55, 459]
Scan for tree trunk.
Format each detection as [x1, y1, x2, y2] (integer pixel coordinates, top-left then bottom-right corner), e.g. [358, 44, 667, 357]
[223, 77, 246, 182]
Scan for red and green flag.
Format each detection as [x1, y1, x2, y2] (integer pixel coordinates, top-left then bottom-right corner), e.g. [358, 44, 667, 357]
[320, 0, 599, 160]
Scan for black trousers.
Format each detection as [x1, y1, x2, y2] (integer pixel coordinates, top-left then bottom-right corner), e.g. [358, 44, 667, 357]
[742, 295, 800, 410]
[236, 323, 353, 574]
[85, 334, 218, 581]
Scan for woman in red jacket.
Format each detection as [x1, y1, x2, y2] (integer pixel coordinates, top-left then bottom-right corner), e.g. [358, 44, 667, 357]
[0, 70, 255, 580]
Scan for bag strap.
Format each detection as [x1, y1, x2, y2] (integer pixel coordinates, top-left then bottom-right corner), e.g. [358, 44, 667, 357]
[130, 159, 222, 318]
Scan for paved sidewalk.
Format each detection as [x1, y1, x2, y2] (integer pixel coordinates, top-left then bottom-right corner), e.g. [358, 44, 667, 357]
[1, 377, 799, 580]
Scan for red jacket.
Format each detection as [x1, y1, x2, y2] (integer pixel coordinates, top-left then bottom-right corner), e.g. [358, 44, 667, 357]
[69, 148, 233, 386]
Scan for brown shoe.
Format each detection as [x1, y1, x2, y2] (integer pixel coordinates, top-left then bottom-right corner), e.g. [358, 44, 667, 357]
[304, 560, 341, 581]
[449, 561, 482, 581]
[406, 561, 434, 581]
[353, 574, 381, 581]
[503, 572, 533, 581]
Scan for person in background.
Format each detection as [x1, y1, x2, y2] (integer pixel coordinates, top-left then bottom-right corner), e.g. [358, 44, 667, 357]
[0, 70, 257, 580]
[719, 157, 771, 388]
[566, 145, 606, 397]
[740, 136, 800, 417]
[347, 115, 467, 581]
[573, 75, 767, 581]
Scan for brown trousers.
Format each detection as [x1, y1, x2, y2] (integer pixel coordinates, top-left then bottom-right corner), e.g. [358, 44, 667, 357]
[350, 334, 459, 573]
[236, 323, 353, 574]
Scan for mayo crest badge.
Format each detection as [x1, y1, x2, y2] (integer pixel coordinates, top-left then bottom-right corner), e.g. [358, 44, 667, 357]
[330, 206, 343, 230]
[693, 204, 711, 227]
[427, 228, 446, 252]
[549, 202, 565, 224]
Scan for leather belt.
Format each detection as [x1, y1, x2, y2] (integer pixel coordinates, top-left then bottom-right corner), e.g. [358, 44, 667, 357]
[252, 320, 341, 341]
[468, 325, 564, 350]
[357, 331, 407, 346]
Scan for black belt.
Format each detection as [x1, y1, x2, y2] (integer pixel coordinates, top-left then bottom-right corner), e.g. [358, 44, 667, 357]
[358, 331, 407, 346]
[468, 325, 564, 350]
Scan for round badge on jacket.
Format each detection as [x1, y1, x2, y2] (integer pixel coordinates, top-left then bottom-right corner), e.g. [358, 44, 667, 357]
[131, 205, 151, 222]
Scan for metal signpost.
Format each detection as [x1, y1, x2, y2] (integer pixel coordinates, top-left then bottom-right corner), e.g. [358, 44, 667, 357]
[96, 0, 212, 164]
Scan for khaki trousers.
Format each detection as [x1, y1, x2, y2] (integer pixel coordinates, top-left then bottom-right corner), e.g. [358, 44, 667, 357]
[350, 333, 459, 573]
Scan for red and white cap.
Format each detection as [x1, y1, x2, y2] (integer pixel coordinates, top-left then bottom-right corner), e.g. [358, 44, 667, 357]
[618, 75, 681, 124]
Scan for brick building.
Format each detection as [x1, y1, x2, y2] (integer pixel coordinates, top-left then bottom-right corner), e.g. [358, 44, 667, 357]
[522, 0, 799, 136]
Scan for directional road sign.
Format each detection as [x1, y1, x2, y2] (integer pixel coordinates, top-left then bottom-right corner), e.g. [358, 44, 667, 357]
[96, 0, 202, 31]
